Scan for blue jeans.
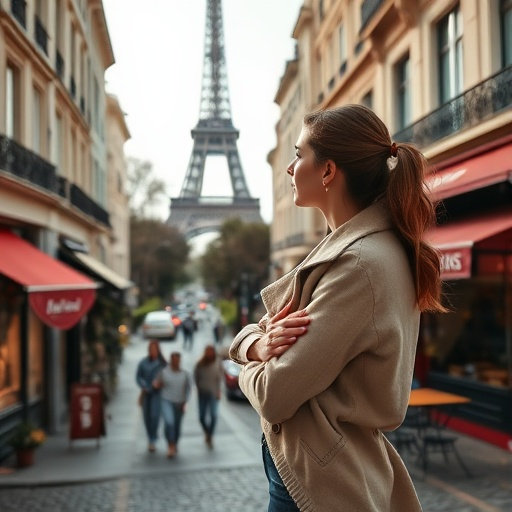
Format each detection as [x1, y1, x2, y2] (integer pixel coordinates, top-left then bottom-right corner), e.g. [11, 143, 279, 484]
[161, 400, 184, 444]
[262, 435, 300, 512]
[142, 391, 161, 444]
[198, 391, 219, 436]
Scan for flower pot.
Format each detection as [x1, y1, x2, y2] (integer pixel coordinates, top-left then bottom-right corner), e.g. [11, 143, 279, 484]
[16, 448, 35, 468]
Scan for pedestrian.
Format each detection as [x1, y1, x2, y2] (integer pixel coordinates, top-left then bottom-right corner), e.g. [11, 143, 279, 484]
[154, 352, 192, 458]
[194, 344, 224, 449]
[212, 316, 225, 345]
[136, 339, 166, 452]
[229, 104, 446, 511]
[182, 311, 196, 350]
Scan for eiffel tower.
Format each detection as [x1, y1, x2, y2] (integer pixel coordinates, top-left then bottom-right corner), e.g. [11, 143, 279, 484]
[167, 0, 262, 240]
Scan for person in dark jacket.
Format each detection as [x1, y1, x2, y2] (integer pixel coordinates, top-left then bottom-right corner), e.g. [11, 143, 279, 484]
[136, 339, 166, 452]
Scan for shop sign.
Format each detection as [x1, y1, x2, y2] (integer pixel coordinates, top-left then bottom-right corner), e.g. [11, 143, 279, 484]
[439, 247, 472, 280]
[69, 383, 106, 441]
[29, 288, 96, 330]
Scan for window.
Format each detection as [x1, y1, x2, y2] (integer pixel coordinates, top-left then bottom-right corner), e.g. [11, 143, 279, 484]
[396, 54, 411, 130]
[438, 6, 463, 104]
[6, 65, 20, 140]
[0, 276, 23, 412]
[33, 87, 41, 153]
[55, 114, 63, 173]
[502, 0, 512, 67]
[339, 23, 347, 67]
[361, 91, 373, 110]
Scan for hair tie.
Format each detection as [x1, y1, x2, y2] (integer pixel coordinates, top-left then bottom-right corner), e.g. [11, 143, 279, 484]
[387, 142, 398, 170]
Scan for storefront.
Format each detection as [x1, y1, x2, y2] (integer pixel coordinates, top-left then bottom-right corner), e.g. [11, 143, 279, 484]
[419, 142, 512, 451]
[0, 229, 97, 459]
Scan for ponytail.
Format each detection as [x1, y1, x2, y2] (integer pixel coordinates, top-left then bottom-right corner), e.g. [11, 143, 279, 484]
[386, 143, 446, 313]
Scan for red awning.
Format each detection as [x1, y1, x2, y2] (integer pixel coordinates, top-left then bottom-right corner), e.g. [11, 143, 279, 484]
[0, 230, 97, 329]
[427, 210, 512, 279]
[426, 143, 512, 200]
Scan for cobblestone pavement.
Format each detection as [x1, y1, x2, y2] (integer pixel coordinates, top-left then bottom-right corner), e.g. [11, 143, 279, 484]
[0, 464, 511, 512]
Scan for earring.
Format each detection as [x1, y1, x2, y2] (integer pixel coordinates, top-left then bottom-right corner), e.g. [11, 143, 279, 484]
[322, 180, 329, 192]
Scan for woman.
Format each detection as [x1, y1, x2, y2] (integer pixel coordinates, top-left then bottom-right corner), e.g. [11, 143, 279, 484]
[136, 339, 166, 452]
[230, 105, 445, 511]
[194, 345, 224, 449]
[155, 352, 192, 458]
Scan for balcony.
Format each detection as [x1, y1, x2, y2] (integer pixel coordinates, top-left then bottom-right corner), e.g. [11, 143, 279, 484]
[0, 134, 110, 227]
[11, 0, 26, 28]
[0, 134, 58, 192]
[70, 184, 110, 227]
[34, 16, 48, 55]
[361, 0, 384, 31]
[56, 51, 64, 80]
[393, 65, 512, 148]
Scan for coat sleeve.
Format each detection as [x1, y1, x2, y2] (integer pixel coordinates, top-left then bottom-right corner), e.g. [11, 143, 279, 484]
[238, 252, 379, 424]
[229, 322, 266, 364]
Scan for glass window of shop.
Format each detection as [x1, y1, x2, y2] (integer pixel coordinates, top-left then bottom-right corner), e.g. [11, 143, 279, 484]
[502, 0, 512, 67]
[422, 277, 509, 388]
[0, 276, 23, 411]
[28, 310, 44, 401]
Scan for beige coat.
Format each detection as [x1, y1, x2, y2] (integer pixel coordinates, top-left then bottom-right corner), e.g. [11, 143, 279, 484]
[230, 201, 422, 511]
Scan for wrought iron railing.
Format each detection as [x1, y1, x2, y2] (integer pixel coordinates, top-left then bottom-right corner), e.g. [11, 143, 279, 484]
[0, 134, 58, 192]
[34, 16, 48, 54]
[361, 0, 384, 32]
[70, 184, 110, 227]
[11, 0, 26, 28]
[0, 134, 110, 227]
[393, 65, 512, 147]
[56, 50, 64, 79]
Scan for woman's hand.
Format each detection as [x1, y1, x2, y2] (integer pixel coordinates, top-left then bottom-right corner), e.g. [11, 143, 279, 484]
[247, 301, 310, 362]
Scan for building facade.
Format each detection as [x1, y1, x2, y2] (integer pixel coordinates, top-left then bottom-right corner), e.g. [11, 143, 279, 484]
[270, 0, 512, 448]
[0, 0, 131, 457]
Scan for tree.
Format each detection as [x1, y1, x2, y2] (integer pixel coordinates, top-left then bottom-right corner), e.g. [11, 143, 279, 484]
[126, 157, 191, 302]
[126, 157, 167, 219]
[130, 219, 190, 302]
[200, 219, 270, 323]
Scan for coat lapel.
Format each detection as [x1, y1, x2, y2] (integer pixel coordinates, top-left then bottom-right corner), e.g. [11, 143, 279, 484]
[261, 201, 393, 316]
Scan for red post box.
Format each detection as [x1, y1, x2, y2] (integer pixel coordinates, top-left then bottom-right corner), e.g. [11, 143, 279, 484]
[69, 383, 106, 444]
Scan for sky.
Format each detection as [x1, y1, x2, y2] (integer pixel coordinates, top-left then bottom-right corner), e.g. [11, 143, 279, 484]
[102, 0, 304, 241]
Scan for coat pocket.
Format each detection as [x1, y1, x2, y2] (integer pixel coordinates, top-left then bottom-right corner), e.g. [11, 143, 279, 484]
[299, 423, 346, 467]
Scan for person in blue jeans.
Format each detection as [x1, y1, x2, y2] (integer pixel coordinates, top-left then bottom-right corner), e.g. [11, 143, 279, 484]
[155, 352, 192, 458]
[136, 339, 166, 452]
[194, 345, 224, 449]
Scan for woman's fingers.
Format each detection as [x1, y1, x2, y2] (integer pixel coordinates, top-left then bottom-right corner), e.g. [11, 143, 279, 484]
[270, 300, 293, 323]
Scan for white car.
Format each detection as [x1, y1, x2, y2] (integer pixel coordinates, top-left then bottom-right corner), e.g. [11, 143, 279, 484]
[141, 311, 177, 340]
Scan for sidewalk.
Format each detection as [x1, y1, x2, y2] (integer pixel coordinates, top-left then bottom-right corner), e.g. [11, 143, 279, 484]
[0, 335, 511, 511]
[0, 336, 262, 487]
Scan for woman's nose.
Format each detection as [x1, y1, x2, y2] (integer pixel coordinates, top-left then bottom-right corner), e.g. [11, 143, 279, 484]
[287, 159, 296, 176]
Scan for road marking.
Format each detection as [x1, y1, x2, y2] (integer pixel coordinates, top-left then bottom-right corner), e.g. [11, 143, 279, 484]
[426, 474, 503, 512]
[114, 478, 130, 512]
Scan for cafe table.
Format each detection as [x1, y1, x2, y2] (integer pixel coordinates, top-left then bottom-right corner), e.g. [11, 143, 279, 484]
[405, 388, 472, 476]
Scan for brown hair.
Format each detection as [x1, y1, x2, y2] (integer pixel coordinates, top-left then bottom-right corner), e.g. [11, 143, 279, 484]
[196, 344, 217, 367]
[303, 104, 444, 312]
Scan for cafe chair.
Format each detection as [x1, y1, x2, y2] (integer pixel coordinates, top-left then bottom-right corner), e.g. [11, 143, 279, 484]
[418, 427, 473, 477]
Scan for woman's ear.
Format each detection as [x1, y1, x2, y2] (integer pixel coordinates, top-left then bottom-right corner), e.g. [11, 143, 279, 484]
[322, 161, 336, 185]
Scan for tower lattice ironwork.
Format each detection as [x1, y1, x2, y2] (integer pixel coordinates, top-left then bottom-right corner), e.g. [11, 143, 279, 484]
[167, 0, 262, 239]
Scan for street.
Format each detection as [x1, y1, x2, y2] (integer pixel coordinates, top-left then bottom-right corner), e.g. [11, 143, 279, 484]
[0, 317, 511, 511]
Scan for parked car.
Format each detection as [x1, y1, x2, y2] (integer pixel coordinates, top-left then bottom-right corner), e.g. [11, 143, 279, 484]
[141, 311, 177, 341]
[222, 359, 247, 401]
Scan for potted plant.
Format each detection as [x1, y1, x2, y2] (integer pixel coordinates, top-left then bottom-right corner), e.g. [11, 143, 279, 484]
[9, 421, 46, 468]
